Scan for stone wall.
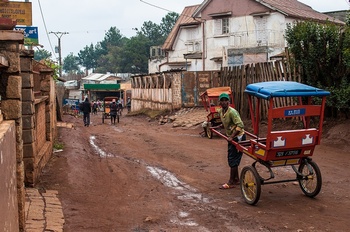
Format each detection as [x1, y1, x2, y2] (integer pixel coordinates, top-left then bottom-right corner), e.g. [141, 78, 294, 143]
[0, 29, 56, 231]
[0, 120, 18, 232]
[0, 30, 25, 232]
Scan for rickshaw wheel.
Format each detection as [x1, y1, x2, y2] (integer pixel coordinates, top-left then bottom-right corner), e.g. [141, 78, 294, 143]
[298, 159, 322, 197]
[240, 166, 261, 205]
[206, 125, 213, 139]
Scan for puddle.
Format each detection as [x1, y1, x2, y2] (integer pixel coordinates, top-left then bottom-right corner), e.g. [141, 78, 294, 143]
[89, 135, 210, 229]
[89, 135, 115, 158]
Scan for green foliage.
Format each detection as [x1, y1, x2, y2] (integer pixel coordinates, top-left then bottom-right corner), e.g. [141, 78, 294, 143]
[66, 12, 178, 74]
[63, 53, 80, 74]
[34, 49, 52, 61]
[285, 20, 350, 117]
[326, 79, 350, 111]
[78, 44, 97, 71]
[53, 142, 64, 150]
[160, 12, 179, 36]
[44, 59, 60, 80]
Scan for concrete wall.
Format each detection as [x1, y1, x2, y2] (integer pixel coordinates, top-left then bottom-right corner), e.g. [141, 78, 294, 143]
[0, 120, 18, 232]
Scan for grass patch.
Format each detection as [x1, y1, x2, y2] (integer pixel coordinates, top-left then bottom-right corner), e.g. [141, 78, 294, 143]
[53, 142, 64, 150]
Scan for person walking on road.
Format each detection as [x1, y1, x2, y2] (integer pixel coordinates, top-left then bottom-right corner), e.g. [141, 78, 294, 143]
[81, 97, 92, 127]
[126, 97, 131, 113]
[217, 92, 246, 189]
[92, 101, 98, 115]
[109, 99, 118, 125]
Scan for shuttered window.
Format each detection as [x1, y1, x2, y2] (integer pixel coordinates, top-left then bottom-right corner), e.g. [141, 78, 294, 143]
[214, 18, 230, 35]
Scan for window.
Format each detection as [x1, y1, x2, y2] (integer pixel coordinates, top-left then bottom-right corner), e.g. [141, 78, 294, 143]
[228, 54, 243, 66]
[222, 18, 229, 34]
[150, 46, 165, 58]
[215, 18, 230, 35]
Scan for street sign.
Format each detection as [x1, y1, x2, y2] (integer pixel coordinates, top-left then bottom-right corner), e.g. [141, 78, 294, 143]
[14, 26, 38, 46]
[0, 1, 32, 26]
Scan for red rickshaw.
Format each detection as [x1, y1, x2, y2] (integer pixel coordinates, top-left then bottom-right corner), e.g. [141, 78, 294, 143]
[200, 86, 235, 139]
[210, 81, 330, 205]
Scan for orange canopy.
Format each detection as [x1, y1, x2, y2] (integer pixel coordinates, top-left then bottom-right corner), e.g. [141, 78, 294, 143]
[204, 87, 232, 97]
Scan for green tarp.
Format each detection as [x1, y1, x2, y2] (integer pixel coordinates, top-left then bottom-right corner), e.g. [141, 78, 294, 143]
[84, 84, 120, 90]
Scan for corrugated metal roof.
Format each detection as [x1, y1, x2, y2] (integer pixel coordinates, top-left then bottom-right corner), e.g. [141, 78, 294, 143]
[162, 5, 201, 51]
[259, 0, 345, 25]
[82, 73, 121, 81]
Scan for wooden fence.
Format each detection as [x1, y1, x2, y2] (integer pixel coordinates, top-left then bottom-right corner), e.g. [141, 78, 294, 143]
[219, 59, 301, 120]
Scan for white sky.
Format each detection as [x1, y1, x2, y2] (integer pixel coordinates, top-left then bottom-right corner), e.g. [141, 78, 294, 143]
[25, 0, 350, 59]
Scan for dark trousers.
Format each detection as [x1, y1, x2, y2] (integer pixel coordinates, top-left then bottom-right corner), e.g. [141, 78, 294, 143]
[227, 134, 246, 167]
[110, 114, 116, 124]
[83, 113, 90, 126]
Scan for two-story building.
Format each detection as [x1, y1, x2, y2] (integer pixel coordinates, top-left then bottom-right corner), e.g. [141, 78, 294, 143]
[149, 0, 344, 73]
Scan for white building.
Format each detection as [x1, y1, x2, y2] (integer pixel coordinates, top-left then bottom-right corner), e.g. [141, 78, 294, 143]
[149, 0, 344, 73]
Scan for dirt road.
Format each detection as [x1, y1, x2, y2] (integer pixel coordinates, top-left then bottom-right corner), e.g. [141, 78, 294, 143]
[38, 110, 350, 232]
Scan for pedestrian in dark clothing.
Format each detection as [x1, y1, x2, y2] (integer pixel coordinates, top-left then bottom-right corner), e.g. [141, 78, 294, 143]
[126, 97, 131, 113]
[81, 97, 91, 126]
[109, 99, 118, 125]
[92, 101, 98, 115]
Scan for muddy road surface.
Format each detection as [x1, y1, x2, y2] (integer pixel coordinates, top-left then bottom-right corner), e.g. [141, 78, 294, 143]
[38, 110, 350, 232]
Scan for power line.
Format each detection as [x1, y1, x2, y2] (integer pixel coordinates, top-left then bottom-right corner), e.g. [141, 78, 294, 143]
[37, 0, 56, 59]
[139, 0, 174, 13]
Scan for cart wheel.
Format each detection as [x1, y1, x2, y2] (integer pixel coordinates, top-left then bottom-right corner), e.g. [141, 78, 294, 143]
[240, 166, 261, 205]
[206, 125, 213, 139]
[298, 159, 322, 198]
[102, 113, 105, 124]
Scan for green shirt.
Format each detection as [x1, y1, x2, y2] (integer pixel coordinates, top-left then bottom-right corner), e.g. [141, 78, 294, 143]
[218, 107, 244, 137]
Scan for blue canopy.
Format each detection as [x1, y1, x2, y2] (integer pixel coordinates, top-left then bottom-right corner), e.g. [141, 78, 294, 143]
[244, 81, 330, 100]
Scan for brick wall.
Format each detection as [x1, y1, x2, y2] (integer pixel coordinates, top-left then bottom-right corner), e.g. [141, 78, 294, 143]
[35, 101, 46, 150]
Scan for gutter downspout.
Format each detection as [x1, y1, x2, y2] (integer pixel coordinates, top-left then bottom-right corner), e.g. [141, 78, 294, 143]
[202, 20, 206, 71]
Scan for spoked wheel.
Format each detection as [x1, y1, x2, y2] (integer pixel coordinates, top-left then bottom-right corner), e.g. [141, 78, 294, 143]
[298, 159, 322, 197]
[240, 166, 261, 205]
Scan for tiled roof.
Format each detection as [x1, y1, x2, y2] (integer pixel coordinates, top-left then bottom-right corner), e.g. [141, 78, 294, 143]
[162, 5, 201, 51]
[259, 0, 345, 25]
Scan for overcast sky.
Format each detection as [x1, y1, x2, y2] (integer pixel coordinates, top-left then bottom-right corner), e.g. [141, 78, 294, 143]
[27, 0, 350, 59]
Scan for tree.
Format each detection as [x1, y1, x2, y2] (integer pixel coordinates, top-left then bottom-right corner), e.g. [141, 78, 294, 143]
[34, 49, 52, 61]
[139, 21, 165, 46]
[97, 27, 126, 55]
[78, 44, 97, 73]
[160, 12, 179, 36]
[118, 34, 150, 73]
[285, 21, 350, 117]
[63, 53, 80, 74]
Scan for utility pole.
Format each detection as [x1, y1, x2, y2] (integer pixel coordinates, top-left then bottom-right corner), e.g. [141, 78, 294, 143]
[49, 31, 69, 77]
